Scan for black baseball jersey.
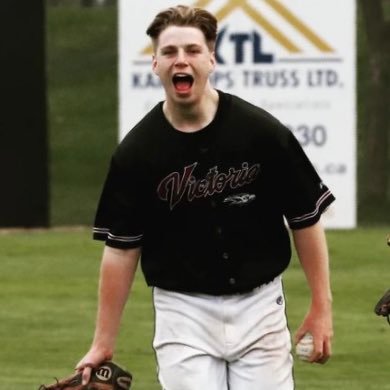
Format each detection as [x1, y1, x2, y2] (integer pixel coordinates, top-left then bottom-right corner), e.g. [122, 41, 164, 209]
[93, 90, 335, 295]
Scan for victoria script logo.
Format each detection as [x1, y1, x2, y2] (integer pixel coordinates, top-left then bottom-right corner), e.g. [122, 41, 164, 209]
[157, 162, 260, 210]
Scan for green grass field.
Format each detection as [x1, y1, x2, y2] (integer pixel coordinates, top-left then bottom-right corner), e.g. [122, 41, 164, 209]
[1, 227, 389, 389]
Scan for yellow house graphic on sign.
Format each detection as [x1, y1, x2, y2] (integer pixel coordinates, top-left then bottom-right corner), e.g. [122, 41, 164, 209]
[141, 0, 334, 55]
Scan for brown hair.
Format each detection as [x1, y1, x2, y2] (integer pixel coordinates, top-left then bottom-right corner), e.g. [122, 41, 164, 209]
[146, 5, 218, 50]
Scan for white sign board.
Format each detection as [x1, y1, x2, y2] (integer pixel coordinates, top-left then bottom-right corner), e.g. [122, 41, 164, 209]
[119, 0, 356, 228]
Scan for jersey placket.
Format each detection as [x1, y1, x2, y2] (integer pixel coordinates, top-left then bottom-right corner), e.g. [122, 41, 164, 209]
[210, 198, 238, 291]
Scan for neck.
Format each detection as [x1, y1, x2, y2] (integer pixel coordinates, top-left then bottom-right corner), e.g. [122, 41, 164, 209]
[163, 86, 219, 133]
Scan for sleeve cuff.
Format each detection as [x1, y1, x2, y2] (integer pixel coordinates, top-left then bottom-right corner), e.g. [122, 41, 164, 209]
[287, 190, 335, 229]
[93, 227, 143, 249]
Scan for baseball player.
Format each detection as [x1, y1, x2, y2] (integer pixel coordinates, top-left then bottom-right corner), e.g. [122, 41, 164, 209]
[77, 5, 334, 389]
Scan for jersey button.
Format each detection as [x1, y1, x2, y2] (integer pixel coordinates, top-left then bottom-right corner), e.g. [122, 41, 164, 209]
[222, 252, 230, 260]
[216, 227, 223, 236]
[229, 277, 236, 285]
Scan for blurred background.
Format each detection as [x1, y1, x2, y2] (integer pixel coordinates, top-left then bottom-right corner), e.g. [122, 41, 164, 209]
[0, 2, 389, 389]
[1, 0, 389, 228]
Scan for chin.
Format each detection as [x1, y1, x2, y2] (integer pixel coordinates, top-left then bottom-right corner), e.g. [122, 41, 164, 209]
[172, 91, 197, 104]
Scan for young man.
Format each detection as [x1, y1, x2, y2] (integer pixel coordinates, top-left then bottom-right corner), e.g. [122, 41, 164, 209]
[77, 5, 334, 389]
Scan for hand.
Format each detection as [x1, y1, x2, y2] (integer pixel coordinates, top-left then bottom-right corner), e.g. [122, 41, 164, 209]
[75, 346, 113, 385]
[294, 303, 333, 364]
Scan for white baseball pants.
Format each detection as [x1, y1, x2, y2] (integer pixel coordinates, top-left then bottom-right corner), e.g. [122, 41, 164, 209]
[152, 276, 294, 390]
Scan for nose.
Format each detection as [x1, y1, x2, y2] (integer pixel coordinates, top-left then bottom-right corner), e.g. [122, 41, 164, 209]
[174, 49, 188, 67]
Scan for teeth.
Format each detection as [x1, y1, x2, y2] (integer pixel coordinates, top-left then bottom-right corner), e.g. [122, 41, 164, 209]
[172, 74, 194, 82]
[172, 74, 194, 88]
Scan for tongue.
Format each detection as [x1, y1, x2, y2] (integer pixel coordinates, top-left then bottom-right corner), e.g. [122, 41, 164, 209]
[175, 80, 192, 92]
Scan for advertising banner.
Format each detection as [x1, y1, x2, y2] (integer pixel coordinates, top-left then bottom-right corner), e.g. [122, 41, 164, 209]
[119, 0, 356, 228]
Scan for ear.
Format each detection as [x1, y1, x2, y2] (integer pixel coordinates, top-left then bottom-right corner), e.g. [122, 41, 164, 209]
[152, 54, 159, 75]
[209, 51, 216, 74]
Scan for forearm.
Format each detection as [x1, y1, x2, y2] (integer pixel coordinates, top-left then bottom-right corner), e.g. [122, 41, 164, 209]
[292, 221, 332, 308]
[92, 246, 141, 353]
[292, 221, 333, 362]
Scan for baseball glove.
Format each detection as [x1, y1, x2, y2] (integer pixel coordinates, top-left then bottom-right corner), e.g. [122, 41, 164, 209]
[38, 361, 132, 390]
[374, 289, 390, 324]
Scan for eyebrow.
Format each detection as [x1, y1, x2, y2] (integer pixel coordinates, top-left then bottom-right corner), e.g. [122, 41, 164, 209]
[160, 43, 203, 51]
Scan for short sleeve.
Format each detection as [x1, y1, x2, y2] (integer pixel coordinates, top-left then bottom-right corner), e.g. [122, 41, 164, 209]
[93, 157, 144, 248]
[280, 130, 335, 229]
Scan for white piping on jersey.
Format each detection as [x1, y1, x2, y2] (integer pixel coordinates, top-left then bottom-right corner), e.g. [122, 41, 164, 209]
[93, 227, 143, 243]
[288, 190, 332, 224]
[108, 233, 143, 243]
[93, 227, 109, 233]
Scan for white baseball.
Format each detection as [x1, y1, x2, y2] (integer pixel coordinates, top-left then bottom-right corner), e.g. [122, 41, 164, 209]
[295, 333, 314, 361]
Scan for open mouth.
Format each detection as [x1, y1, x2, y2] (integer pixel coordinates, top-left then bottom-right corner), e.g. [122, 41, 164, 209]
[172, 73, 194, 93]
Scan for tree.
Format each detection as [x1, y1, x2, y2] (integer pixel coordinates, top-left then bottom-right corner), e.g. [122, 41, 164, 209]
[359, 0, 390, 221]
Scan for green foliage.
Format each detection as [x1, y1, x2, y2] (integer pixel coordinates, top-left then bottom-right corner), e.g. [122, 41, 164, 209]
[47, 6, 118, 225]
[1, 227, 389, 389]
[357, 1, 390, 223]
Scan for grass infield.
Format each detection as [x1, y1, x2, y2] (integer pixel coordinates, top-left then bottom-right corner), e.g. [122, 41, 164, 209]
[1, 227, 389, 389]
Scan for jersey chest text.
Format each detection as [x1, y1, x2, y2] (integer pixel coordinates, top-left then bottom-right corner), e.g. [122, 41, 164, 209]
[157, 161, 261, 210]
